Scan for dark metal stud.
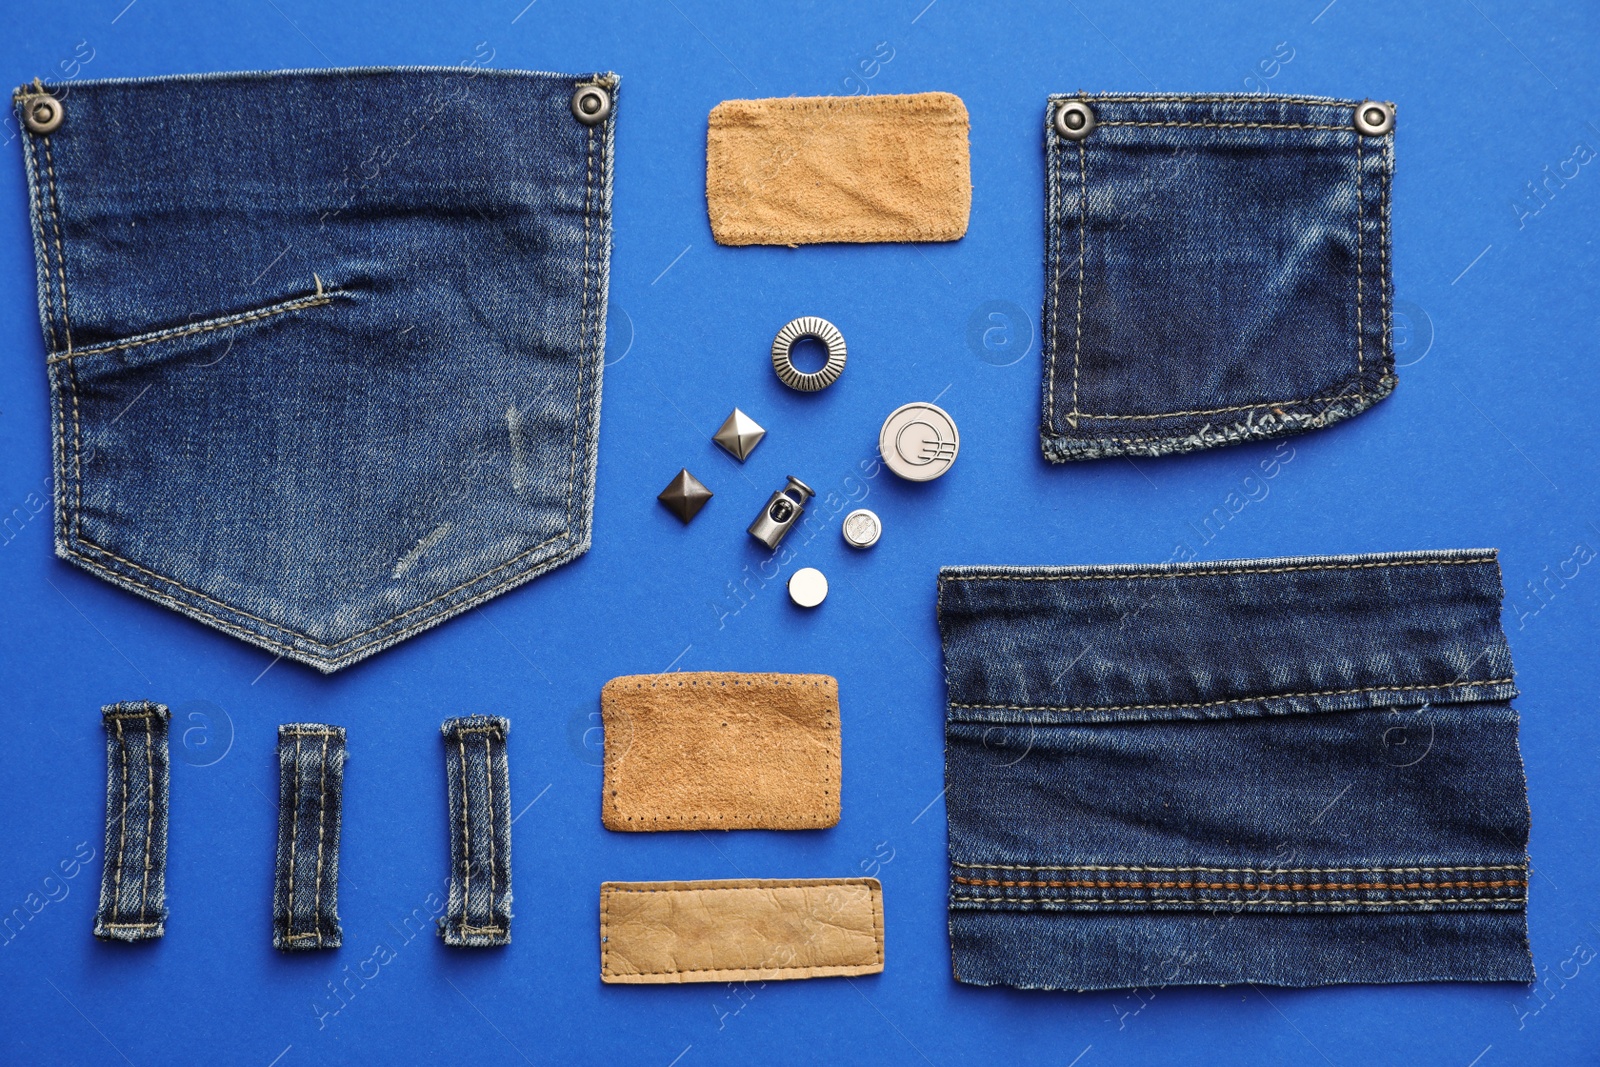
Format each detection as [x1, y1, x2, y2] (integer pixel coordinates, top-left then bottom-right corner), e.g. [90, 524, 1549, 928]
[571, 84, 612, 126]
[1054, 99, 1094, 141]
[658, 468, 712, 523]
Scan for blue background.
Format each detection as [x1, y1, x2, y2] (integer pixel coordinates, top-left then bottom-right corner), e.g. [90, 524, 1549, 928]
[1, 1, 1596, 1064]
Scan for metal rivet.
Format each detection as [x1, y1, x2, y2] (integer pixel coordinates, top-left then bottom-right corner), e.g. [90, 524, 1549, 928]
[571, 84, 612, 126]
[23, 94, 63, 135]
[1353, 100, 1393, 136]
[771, 316, 847, 392]
[1054, 99, 1095, 141]
[842, 509, 882, 549]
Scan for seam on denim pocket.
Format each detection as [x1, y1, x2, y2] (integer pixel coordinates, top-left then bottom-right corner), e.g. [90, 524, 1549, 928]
[951, 896, 1525, 908]
[948, 677, 1514, 714]
[953, 862, 1528, 874]
[54, 116, 608, 665]
[47, 287, 345, 364]
[945, 556, 1493, 582]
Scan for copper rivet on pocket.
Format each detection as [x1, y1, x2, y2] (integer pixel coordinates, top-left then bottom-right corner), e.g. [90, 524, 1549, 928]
[571, 84, 611, 126]
[22, 94, 63, 134]
[1054, 99, 1095, 141]
[1353, 100, 1393, 136]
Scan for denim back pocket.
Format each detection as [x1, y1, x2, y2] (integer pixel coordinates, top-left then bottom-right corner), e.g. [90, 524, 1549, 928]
[1041, 94, 1395, 460]
[15, 67, 615, 672]
[939, 551, 1532, 990]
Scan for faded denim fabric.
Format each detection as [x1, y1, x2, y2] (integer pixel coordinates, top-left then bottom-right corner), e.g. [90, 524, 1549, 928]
[14, 66, 616, 672]
[273, 724, 346, 951]
[1041, 94, 1395, 461]
[94, 702, 170, 942]
[440, 716, 512, 947]
[939, 550, 1532, 990]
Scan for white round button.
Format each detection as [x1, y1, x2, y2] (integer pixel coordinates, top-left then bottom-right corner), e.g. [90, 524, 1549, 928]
[787, 567, 828, 608]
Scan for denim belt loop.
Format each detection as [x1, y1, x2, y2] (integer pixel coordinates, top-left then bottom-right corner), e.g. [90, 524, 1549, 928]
[273, 723, 347, 951]
[94, 701, 171, 942]
[440, 716, 512, 947]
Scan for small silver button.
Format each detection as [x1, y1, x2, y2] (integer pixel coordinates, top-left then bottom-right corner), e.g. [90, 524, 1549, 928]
[22, 94, 63, 135]
[571, 84, 612, 126]
[788, 567, 828, 608]
[842, 509, 881, 549]
[1353, 100, 1393, 136]
[1054, 100, 1095, 141]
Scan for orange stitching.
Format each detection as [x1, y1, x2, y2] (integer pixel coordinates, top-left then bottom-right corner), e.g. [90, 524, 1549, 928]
[950, 677, 1514, 714]
[47, 293, 337, 363]
[953, 875, 1527, 891]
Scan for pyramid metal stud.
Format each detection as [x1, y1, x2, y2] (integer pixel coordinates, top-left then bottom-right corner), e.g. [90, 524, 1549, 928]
[712, 408, 766, 462]
[658, 468, 713, 523]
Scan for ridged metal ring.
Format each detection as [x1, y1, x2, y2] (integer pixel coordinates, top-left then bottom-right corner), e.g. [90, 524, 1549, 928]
[771, 316, 847, 392]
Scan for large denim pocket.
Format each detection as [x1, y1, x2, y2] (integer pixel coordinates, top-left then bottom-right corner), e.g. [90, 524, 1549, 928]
[939, 551, 1532, 990]
[16, 67, 616, 672]
[1040, 94, 1395, 461]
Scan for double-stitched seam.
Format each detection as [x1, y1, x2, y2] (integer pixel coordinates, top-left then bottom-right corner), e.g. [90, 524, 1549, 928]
[953, 875, 1527, 891]
[312, 731, 329, 947]
[139, 715, 153, 923]
[457, 736, 471, 935]
[953, 862, 1527, 874]
[46, 292, 338, 363]
[1084, 94, 1354, 107]
[950, 677, 1515, 714]
[1357, 135, 1364, 393]
[112, 718, 130, 917]
[40, 133, 85, 546]
[1047, 383, 1388, 446]
[1383, 134, 1393, 366]
[484, 733, 496, 931]
[951, 895, 1524, 908]
[22, 126, 60, 352]
[286, 734, 301, 942]
[67, 528, 569, 656]
[945, 557, 1494, 582]
[1071, 139, 1085, 425]
[1043, 110, 1063, 435]
[1098, 121, 1354, 131]
[1073, 392, 1370, 420]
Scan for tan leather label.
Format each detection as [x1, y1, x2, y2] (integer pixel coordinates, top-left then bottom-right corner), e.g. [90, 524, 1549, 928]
[600, 878, 885, 984]
[706, 92, 972, 246]
[601, 672, 840, 831]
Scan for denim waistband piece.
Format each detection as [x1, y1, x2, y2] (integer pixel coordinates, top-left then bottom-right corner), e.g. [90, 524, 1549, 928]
[1040, 94, 1396, 461]
[94, 702, 170, 942]
[440, 716, 512, 947]
[939, 550, 1532, 990]
[273, 724, 346, 951]
[14, 67, 616, 672]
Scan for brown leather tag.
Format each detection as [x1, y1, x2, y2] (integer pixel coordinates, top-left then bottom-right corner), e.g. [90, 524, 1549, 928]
[600, 878, 884, 984]
[601, 672, 840, 831]
[706, 92, 972, 246]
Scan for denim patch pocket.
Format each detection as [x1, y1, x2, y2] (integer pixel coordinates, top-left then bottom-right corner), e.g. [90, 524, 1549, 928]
[938, 551, 1532, 990]
[15, 67, 616, 672]
[1040, 94, 1396, 461]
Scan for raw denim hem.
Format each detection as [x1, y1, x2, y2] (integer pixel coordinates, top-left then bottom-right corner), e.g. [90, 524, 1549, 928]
[1041, 372, 1397, 462]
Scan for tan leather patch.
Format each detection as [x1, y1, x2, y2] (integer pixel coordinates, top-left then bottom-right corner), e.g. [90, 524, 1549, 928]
[601, 671, 840, 831]
[600, 878, 884, 984]
[706, 92, 972, 246]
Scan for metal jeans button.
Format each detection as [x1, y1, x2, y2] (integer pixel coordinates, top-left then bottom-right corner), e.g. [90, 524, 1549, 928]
[22, 93, 64, 135]
[1353, 100, 1393, 136]
[1054, 99, 1094, 141]
[571, 84, 612, 126]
